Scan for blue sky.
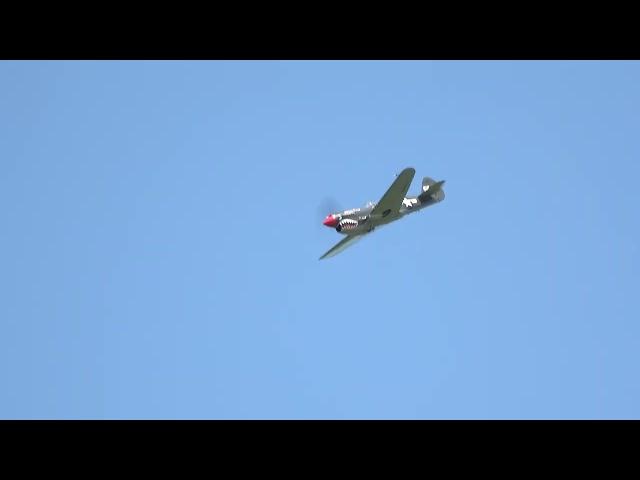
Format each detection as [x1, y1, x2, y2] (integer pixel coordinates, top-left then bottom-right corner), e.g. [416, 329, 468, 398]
[1, 60, 639, 419]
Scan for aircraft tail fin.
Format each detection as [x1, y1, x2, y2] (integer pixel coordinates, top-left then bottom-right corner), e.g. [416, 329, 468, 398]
[419, 178, 445, 202]
[422, 177, 436, 192]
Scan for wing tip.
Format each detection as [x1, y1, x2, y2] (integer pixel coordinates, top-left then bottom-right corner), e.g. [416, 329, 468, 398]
[397, 167, 415, 176]
[318, 234, 364, 260]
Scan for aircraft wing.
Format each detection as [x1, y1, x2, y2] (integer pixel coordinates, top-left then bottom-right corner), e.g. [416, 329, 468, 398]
[319, 234, 364, 260]
[370, 167, 416, 218]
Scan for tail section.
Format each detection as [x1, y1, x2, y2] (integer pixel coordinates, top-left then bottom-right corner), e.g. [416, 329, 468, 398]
[419, 177, 445, 202]
[422, 177, 436, 191]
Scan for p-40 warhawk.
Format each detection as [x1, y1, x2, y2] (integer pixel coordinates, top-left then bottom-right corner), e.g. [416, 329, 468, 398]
[320, 167, 445, 260]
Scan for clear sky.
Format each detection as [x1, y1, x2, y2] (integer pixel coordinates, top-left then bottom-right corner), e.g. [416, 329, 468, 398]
[1, 60, 639, 419]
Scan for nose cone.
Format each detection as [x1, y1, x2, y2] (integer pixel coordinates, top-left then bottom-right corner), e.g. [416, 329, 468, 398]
[323, 214, 338, 227]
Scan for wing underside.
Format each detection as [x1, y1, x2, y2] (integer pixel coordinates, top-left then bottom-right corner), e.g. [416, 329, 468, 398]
[370, 167, 416, 218]
[319, 234, 364, 260]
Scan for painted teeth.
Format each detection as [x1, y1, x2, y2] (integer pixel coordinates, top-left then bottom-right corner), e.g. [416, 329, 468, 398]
[339, 219, 358, 230]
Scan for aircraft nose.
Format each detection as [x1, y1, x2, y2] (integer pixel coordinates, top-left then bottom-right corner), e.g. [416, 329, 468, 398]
[323, 214, 338, 227]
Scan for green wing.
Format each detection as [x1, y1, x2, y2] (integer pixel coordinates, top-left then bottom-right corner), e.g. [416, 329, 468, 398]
[370, 167, 416, 218]
[319, 235, 364, 260]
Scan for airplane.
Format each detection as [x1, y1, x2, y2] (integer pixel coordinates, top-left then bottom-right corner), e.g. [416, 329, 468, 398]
[319, 167, 445, 260]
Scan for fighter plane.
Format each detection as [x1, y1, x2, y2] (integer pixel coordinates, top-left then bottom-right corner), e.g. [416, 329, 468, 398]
[319, 167, 445, 259]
